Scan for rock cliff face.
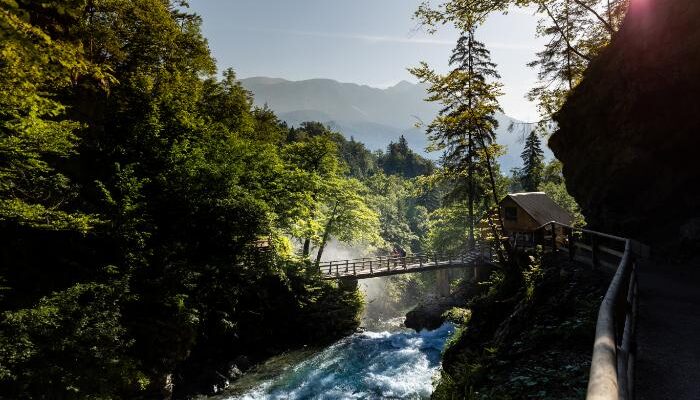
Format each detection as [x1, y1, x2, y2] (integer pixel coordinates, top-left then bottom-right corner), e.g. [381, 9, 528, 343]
[550, 0, 700, 250]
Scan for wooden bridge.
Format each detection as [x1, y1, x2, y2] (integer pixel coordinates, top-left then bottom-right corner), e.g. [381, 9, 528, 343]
[317, 220, 653, 400]
[318, 246, 492, 280]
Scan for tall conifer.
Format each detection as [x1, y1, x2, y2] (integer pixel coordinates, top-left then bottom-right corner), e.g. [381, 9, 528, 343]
[410, 18, 503, 246]
[520, 129, 545, 191]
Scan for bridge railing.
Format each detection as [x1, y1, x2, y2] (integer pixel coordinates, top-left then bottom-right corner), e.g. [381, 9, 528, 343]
[317, 243, 492, 279]
[534, 221, 648, 400]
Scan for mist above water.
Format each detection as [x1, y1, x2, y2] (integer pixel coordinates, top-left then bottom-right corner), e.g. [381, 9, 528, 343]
[222, 240, 455, 399]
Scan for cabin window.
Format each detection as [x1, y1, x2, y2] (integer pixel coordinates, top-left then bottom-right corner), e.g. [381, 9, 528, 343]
[505, 206, 518, 221]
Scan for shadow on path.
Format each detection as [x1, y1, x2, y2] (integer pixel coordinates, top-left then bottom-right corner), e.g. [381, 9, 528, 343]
[636, 258, 700, 400]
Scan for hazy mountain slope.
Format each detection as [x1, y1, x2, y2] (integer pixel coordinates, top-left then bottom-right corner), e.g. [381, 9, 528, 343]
[241, 77, 551, 173]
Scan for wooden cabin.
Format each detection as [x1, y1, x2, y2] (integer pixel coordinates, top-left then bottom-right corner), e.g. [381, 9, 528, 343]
[498, 192, 574, 248]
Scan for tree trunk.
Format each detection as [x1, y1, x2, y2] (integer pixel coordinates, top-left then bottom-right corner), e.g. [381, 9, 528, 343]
[314, 200, 339, 267]
[303, 193, 319, 258]
[302, 237, 311, 257]
[468, 131, 475, 247]
[478, 136, 512, 265]
[467, 29, 475, 248]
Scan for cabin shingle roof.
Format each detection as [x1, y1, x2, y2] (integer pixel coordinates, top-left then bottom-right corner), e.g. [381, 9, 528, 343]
[505, 192, 574, 226]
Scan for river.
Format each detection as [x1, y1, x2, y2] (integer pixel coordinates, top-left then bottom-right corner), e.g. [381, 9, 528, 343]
[219, 275, 455, 400]
[223, 323, 453, 400]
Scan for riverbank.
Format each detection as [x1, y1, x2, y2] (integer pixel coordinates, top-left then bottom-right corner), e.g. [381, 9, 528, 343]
[432, 252, 607, 399]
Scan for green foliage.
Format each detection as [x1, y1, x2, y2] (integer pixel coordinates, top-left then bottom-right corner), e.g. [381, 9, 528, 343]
[378, 135, 434, 178]
[415, 0, 630, 122]
[364, 173, 419, 251]
[522, 247, 544, 300]
[424, 202, 471, 254]
[0, 0, 108, 231]
[538, 160, 585, 226]
[410, 23, 505, 245]
[0, 2, 365, 398]
[519, 129, 545, 191]
[0, 281, 143, 398]
[443, 307, 472, 325]
[433, 255, 606, 399]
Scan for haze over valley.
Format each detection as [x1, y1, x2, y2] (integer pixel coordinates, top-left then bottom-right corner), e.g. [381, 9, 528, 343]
[241, 77, 552, 173]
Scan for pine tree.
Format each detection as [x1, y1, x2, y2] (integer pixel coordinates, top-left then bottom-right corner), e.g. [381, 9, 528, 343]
[520, 129, 545, 191]
[410, 20, 503, 246]
[415, 0, 631, 122]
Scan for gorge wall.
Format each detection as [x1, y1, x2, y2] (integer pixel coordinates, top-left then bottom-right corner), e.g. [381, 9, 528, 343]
[550, 0, 700, 251]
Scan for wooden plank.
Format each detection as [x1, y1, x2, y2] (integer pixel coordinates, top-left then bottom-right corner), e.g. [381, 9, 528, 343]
[598, 245, 624, 258]
[599, 259, 620, 272]
[575, 242, 593, 251]
[574, 254, 594, 266]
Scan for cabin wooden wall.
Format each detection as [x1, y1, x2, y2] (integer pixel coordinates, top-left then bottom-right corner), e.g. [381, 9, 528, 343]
[500, 197, 540, 233]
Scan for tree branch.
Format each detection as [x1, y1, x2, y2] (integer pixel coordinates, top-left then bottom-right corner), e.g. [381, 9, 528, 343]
[540, 1, 592, 62]
[572, 0, 614, 34]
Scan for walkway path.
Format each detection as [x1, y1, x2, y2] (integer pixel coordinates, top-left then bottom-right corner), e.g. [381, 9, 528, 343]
[635, 258, 700, 399]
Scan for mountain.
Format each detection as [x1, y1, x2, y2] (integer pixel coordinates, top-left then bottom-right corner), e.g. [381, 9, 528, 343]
[240, 77, 551, 173]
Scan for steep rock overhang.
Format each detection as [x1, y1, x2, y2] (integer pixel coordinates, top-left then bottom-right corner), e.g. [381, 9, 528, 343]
[549, 0, 700, 247]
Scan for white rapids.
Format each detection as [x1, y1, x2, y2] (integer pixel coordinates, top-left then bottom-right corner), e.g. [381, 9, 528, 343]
[228, 323, 454, 400]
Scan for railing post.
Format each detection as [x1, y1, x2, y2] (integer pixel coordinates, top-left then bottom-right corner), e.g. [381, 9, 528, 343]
[335, 263, 339, 276]
[568, 228, 575, 261]
[419, 256, 423, 268]
[551, 222, 557, 253]
[591, 234, 599, 269]
[369, 260, 373, 274]
[352, 262, 356, 276]
[345, 259, 349, 273]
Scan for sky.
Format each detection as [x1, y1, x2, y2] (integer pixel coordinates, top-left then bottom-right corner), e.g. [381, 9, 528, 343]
[188, 0, 547, 122]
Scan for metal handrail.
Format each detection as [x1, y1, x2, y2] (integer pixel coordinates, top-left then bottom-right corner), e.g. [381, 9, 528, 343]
[534, 221, 642, 400]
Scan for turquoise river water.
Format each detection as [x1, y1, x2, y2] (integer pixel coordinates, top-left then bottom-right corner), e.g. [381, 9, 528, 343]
[225, 323, 454, 400]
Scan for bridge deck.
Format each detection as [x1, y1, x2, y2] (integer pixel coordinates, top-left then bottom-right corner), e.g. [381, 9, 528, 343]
[319, 250, 485, 280]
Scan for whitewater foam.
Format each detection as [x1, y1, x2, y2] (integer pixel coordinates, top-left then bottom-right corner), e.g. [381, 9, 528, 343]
[229, 323, 454, 400]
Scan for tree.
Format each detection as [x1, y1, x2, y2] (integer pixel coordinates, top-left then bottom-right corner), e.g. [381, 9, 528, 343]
[378, 135, 435, 178]
[313, 178, 381, 265]
[0, 2, 366, 398]
[520, 129, 545, 191]
[415, 0, 631, 122]
[283, 128, 380, 262]
[0, 0, 109, 231]
[410, 21, 503, 246]
[538, 159, 584, 225]
[365, 172, 420, 252]
[284, 134, 343, 257]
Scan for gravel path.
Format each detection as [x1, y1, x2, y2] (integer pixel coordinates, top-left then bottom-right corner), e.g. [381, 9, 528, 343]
[635, 258, 700, 399]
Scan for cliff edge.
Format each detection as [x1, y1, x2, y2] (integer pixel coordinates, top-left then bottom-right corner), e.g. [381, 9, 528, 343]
[550, 0, 700, 252]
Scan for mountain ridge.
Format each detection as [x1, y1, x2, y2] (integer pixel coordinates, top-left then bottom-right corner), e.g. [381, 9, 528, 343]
[240, 76, 550, 172]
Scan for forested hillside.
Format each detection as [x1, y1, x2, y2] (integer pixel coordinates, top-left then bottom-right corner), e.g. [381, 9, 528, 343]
[0, 1, 376, 398]
[0, 1, 594, 399]
[0, 2, 495, 398]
